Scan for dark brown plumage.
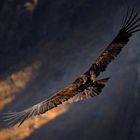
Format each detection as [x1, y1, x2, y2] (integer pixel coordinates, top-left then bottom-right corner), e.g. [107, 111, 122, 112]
[85, 8, 140, 79]
[3, 9, 140, 127]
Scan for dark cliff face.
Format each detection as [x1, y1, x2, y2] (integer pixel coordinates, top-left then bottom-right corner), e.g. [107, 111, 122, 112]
[0, 0, 140, 140]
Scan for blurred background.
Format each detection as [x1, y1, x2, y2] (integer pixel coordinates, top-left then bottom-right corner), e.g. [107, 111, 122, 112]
[0, 0, 140, 140]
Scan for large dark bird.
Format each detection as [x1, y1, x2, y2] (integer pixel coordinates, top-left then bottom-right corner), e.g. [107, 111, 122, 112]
[3, 9, 140, 127]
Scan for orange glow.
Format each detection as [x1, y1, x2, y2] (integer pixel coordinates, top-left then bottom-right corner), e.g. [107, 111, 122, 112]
[23, 0, 38, 12]
[0, 62, 40, 110]
[0, 103, 69, 140]
[0, 61, 71, 140]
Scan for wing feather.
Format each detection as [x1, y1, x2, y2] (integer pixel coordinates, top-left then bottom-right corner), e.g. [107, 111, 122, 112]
[85, 9, 140, 79]
[3, 84, 78, 127]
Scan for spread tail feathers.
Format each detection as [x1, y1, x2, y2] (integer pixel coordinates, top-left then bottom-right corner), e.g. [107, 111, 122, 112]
[92, 77, 110, 95]
[70, 77, 110, 102]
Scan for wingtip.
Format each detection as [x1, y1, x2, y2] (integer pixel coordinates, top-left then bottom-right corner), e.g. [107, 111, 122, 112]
[2, 111, 24, 127]
[121, 8, 140, 34]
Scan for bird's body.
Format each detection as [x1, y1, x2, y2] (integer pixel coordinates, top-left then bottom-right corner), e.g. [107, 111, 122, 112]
[3, 8, 140, 127]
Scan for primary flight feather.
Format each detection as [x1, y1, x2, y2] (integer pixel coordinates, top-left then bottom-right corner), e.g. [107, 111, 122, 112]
[3, 9, 140, 127]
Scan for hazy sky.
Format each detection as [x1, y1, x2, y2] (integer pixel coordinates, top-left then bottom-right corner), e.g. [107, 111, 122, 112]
[0, 0, 140, 140]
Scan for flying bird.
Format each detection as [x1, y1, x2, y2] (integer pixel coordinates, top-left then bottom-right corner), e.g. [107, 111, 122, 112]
[3, 9, 140, 127]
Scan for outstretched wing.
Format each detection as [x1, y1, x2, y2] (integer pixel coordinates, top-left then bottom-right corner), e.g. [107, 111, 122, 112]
[85, 9, 140, 80]
[3, 78, 109, 127]
[3, 84, 78, 127]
